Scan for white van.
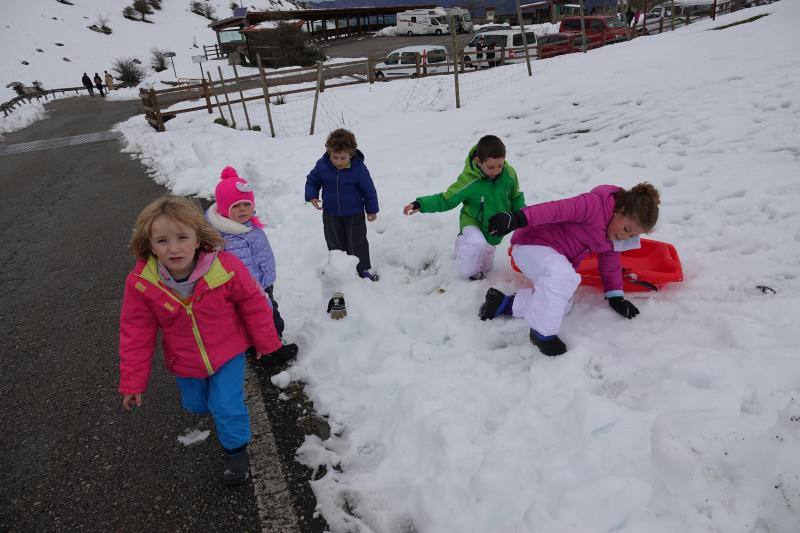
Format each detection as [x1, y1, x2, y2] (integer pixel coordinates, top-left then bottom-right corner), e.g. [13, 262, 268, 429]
[396, 8, 451, 35]
[443, 7, 474, 33]
[462, 29, 537, 68]
[374, 45, 450, 80]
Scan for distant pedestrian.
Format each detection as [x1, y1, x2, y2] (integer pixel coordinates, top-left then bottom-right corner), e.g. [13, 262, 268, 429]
[104, 70, 114, 91]
[119, 197, 282, 486]
[81, 73, 94, 97]
[93, 73, 105, 97]
[626, 6, 634, 24]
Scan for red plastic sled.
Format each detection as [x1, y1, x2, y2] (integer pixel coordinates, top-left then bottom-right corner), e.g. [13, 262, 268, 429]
[509, 238, 683, 292]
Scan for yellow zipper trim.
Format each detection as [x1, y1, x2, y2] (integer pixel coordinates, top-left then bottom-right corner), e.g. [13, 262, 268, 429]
[186, 305, 214, 375]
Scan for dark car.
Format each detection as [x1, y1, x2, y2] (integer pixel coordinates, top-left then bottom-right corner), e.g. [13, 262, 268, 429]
[537, 31, 594, 59]
[559, 16, 629, 47]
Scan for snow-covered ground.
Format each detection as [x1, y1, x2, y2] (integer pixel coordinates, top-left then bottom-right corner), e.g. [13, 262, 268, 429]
[115, 2, 797, 531]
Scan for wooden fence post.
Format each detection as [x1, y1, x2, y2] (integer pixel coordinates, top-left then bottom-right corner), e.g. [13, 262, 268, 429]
[206, 70, 225, 121]
[256, 53, 276, 138]
[415, 54, 421, 77]
[202, 79, 213, 114]
[310, 61, 323, 136]
[231, 64, 252, 130]
[671, 0, 675, 30]
[149, 88, 165, 132]
[515, 2, 533, 77]
[366, 58, 374, 84]
[450, 17, 460, 109]
[217, 66, 236, 128]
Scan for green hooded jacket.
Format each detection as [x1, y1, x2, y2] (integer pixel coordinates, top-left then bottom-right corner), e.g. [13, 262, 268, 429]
[416, 145, 526, 246]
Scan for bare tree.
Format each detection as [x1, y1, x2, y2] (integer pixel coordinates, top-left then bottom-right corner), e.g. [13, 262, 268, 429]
[132, 0, 153, 21]
[95, 12, 112, 33]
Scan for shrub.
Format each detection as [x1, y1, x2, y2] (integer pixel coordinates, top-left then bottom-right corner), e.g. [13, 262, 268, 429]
[256, 22, 325, 69]
[122, 6, 137, 20]
[95, 12, 112, 34]
[150, 48, 169, 72]
[112, 57, 146, 87]
[190, 1, 216, 20]
[132, 0, 153, 21]
[147, 0, 163, 10]
[251, 125, 261, 131]
[213, 117, 229, 127]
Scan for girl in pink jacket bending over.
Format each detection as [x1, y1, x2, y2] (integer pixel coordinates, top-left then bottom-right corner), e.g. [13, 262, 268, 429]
[119, 197, 282, 486]
[480, 183, 660, 357]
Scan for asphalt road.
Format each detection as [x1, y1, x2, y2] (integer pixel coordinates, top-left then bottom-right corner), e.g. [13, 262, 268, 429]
[0, 97, 325, 532]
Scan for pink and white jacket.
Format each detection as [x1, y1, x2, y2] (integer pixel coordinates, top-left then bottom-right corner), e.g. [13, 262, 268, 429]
[511, 185, 625, 293]
[119, 251, 282, 394]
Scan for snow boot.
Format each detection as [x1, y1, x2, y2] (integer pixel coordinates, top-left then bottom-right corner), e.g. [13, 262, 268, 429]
[262, 343, 298, 367]
[327, 292, 347, 320]
[479, 288, 514, 321]
[529, 329, 567, 357]
[222, 447, 250, 487]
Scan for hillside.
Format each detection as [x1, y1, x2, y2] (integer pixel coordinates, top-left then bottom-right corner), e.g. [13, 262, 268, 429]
[0, 0, 301, 102]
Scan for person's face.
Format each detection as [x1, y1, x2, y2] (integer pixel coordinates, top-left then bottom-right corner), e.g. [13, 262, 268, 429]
[329, 150, 353, 170]
[607, 212, 646, 241]
[476, 156, 505, 179]
[149, 215, 200, 279]
[229, 201, 254, 224]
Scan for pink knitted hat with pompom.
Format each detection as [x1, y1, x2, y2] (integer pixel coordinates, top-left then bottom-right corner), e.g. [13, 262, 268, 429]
[214, 166, 263, 227]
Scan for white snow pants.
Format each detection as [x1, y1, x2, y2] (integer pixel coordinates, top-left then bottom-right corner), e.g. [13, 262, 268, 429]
[455, 226, 495, 278]
[511, 245, 582, 336]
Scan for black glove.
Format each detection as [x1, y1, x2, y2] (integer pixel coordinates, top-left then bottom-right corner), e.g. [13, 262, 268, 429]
[608, 296, 640, 319]
[487, 210, 527, 237]
[411, 201, 421, 210]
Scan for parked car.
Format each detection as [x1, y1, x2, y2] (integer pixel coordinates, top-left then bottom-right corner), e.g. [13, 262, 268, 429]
[474, 24, 509, 34]
[559, 16, 629, 47]
[462, 29, 538, 69]
[536, 31, 594, 59]
[374, 45, 450, 80]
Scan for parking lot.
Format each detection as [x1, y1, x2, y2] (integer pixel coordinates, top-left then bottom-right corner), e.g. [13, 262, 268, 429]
[321, 33, 476, 61]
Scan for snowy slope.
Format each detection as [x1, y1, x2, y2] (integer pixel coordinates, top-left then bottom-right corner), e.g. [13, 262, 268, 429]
[115, 2, 800, 532]
[0, 0, 299, 102]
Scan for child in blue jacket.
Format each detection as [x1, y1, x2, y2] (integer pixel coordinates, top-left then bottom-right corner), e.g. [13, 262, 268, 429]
[305, 129, 380, 281]
[207, 166, 297, 365]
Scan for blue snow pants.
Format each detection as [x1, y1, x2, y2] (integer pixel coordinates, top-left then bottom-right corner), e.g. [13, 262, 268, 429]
[175, 353, 250, 450]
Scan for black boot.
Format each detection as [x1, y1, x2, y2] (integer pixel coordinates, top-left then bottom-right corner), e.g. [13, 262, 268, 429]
[529, 329, 567, 357]
[479, 288, 513, 321]
[222, 447, 249, 486]
[262, 343, 298, 367]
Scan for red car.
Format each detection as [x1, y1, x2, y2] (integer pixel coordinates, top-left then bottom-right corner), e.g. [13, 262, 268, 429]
[559, 16, 629, 47]
[537, 32, 595, 59]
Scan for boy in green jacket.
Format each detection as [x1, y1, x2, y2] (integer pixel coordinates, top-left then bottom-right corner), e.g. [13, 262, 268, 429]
[403, 135, 526, 280]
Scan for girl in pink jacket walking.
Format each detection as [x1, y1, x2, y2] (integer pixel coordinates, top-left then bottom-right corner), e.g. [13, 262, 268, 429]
[119, 197, 282, 486]
[480, 183, 660, 356]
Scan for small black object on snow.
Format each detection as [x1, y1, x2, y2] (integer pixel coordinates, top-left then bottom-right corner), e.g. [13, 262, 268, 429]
[756, 285, 776, 295]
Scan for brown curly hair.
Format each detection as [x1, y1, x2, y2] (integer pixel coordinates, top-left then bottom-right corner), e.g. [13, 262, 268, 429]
[614, 182, 660, 232]
[325, 128, 357, 154]
[129, 196, 225, 261]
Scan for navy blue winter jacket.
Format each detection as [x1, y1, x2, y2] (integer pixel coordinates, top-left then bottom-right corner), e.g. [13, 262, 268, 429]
[304, 150, 379, 217]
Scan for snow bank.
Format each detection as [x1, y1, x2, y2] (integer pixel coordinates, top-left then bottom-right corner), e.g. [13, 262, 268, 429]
[117, 2, 800, 531]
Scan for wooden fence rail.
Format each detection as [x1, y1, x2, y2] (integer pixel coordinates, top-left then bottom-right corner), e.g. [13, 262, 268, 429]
[1, 86, 93, 118]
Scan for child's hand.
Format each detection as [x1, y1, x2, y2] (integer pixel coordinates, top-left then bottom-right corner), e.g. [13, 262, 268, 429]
[122, 393, 143, 410]
[367, 213, 377, 222]
[403, 201, 421, 215]
[310, 199, 323, 210]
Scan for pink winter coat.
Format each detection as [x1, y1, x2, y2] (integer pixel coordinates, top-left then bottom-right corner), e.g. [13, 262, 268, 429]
[511, 185, 623, 292]
[119, 251, 282, 394]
